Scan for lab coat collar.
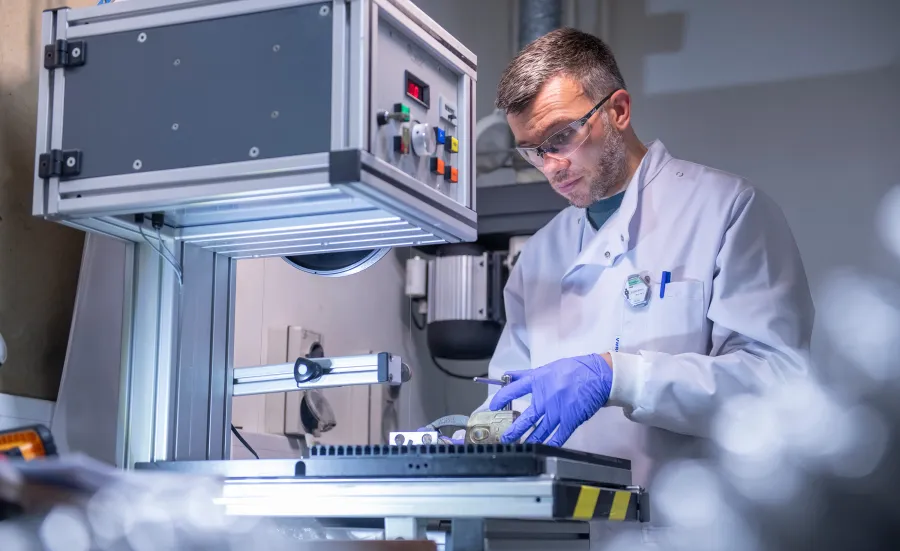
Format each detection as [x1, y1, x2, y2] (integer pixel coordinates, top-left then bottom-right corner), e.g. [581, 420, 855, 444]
[566, 140, 673, 276]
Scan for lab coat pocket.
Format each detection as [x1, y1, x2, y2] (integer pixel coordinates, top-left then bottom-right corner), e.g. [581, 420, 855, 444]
[622, 280, 705, 354]
[649, 280, 705, 353]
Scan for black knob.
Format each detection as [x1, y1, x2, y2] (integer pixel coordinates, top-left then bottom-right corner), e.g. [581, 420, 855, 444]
[293, 357, 324, 384]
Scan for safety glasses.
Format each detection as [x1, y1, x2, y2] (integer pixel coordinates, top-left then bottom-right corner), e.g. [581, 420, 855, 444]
[515, 89, 618, 168]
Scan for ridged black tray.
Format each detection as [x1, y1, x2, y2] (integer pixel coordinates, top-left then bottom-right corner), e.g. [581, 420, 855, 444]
[297, 443, 630, 479]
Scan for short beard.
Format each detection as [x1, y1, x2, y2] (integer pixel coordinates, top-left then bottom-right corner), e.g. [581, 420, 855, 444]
[586, 114, 628, 204]
[560, 114, 627, 208]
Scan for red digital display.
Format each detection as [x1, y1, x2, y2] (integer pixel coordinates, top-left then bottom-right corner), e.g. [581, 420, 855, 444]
[405, 72, 429, 107]
[407, 81, 420, 99]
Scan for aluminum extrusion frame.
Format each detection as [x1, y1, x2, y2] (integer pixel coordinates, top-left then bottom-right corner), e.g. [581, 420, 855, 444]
[232, 352, 403, 396]
[33, 0, 478, 259]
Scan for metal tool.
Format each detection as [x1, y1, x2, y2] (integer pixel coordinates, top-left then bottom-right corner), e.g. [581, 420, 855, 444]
[472, 377, 505, 386]
[500, 374, 512, 411]
[467, 373, 517, 443]
[472, 374, 513, 410]
[389, 431, 440, 446]
[465, 410, 519, 444]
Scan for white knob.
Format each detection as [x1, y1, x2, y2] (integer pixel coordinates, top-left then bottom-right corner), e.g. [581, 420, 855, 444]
[411, 123, 436, 157]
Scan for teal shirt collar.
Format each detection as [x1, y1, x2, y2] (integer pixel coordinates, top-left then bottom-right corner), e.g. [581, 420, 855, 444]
[586, 191, 625, 230]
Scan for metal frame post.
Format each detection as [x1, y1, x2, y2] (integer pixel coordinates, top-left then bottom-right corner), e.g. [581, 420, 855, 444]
[118, 239, 235, 467]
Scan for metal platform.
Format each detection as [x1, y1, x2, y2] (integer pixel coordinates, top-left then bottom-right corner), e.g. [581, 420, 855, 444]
[137, 462, 646, 549]
[217, 475, 644, 522]
[137, 449, 648, 549]
[137, 455, 648, 523]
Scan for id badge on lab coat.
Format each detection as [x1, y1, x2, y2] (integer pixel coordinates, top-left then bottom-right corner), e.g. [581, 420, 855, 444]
[624, 273, 651, 308]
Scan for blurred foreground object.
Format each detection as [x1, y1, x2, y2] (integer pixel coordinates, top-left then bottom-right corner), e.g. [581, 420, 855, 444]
[0, 453, 437, 549]
[0, 425, 57, 461]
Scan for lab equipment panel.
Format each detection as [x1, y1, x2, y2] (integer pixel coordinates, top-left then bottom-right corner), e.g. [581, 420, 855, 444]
[33, 0, 477, 259]
[371, 19, 468, 206]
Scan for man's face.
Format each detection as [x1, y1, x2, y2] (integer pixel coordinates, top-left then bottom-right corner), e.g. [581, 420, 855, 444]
[507, 76, 627, 208]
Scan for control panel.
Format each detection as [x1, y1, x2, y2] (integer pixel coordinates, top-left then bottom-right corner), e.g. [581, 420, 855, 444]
[371, 20, 466, 207]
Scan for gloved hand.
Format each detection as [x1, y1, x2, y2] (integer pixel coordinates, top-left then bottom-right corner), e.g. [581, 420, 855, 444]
[489, 353, 613, 447]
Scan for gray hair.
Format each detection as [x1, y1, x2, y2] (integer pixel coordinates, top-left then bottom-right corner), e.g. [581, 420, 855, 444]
[496, 27, 627, 115]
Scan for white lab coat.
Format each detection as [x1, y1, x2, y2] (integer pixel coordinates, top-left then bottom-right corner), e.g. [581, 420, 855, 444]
[475, 140, 814, 542]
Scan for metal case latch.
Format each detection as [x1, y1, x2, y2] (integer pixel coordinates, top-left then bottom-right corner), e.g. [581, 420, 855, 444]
[44, 39, 86, 69]
[38, 149, 83, 179]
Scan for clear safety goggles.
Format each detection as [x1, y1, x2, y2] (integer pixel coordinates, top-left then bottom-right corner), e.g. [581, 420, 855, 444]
[515, 89, 619, 168]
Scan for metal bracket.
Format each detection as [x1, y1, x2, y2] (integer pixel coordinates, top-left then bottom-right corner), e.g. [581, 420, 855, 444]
[43, 39, 86, 69]
[38, 149, 83, 179]
[232, 352, 404, 396]
[635, 487, 650, 523]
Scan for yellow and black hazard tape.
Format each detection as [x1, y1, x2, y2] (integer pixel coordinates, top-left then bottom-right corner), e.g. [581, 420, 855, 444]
[553, 483, 643, 522]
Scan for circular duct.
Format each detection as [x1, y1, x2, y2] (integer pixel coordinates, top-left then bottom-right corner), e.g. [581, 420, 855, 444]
[282, 248, 391, 277]
[427, 320, 503, 361]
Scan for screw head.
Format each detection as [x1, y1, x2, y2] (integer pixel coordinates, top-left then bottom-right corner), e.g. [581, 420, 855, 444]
[70, 47, 81, 58]
[272, 44, 281, 52]
[137, 32, 147, 43]
[249, 147, 260, 158]
[319, 5, 330, 16]
[65, 157, 76, 168]
[133, 159, 142, 170]
[173, 58, 181, 66]
[271, 110, 279, 119]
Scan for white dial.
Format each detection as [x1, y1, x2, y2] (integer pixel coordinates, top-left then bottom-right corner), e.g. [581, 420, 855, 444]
[410, 123, 437, 157]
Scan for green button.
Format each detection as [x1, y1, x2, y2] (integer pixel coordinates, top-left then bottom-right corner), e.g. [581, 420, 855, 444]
[394, 102, 410, 115]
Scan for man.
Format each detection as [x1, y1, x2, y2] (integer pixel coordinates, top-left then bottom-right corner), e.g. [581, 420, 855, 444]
[477, 27, 815, 517]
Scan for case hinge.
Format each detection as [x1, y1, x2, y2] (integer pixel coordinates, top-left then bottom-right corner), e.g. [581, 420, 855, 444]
[43, 39, 86, 69]
[38, 150, 82, 179]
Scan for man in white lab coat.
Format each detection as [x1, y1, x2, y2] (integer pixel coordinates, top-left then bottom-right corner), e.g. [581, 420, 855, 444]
[478, 27, 815, 535]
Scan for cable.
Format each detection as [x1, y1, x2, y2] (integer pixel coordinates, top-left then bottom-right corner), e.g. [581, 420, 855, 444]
[411, 308, 426, 331]
[230, 424, 259, 459]
[137, 225, 183, 284]
[156, 228, 182, 275]
[430, 354, 487, 380]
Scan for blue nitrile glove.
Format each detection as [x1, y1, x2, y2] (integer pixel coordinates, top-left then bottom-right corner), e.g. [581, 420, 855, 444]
[489, 354, 613, 447]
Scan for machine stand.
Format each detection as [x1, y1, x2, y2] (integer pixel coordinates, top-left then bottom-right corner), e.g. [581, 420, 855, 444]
[446, 519, 485, 551]
[384, 517, 428, 541]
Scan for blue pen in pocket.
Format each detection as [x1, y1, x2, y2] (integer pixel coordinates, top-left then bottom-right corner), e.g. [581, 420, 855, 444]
[660, 271, 671, 299]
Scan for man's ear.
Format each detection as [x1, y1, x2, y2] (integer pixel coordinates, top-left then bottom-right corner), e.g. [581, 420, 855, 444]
[607, 90, 632, 131]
